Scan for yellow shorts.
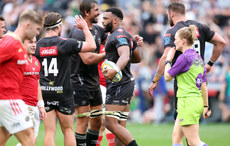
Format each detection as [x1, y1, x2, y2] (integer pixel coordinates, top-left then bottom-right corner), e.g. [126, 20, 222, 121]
[177, 96, 203, 126]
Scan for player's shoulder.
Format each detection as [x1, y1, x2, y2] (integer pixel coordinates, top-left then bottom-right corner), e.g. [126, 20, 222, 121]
[92, 24, 104, 30]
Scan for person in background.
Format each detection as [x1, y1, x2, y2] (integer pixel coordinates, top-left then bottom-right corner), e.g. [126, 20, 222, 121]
[164, 25, 211, 146]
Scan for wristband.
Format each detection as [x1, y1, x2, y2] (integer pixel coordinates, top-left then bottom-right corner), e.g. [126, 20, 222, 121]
[152, 80, 156, 83]
[156, 73, 162, 77]
[165, 60, 172, 65]
[113, 65, 121, 73]
[207, 60, 214, 66]
[204, 105, 209, 108]
[37, 100, 45, 107]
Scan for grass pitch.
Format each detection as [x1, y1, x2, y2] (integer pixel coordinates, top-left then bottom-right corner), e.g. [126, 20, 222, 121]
[6, 122, 230, 146]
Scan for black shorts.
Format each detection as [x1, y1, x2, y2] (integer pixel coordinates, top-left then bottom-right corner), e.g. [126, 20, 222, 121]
[106, 80, 135, 105]
[44, 97, 75, 115]
[73, 88, 103, 106]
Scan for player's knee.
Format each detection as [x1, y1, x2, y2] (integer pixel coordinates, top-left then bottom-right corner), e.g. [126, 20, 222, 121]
[172, 132, 182, 144]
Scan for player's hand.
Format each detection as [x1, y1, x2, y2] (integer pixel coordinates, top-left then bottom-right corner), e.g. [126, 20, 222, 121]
[203, 107, 211, 119]
[205, 64, 213, 73]
[103, 68, 117, 81]
[148, 82, 158, 96]
[39, 107, 47, 120]
[166, 47, 176, 61]
[134, 35, 144, 47]
[73, 15, 88, 30]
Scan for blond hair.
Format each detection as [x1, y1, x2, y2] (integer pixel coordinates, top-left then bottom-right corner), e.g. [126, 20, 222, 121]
[18, 10, 43, 26]
[177, 25, 197, 45]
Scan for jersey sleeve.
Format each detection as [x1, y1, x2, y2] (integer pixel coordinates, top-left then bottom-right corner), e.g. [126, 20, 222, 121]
[113, 33, 129, 49]
[199, 23, 215, 41]
[202, 67, 207, 83]
[168, 55, 190, 77]
[164, 30, 176, 49]
[65, 38, 83, 54]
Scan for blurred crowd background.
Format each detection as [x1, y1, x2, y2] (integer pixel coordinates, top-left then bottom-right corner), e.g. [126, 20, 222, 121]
[1, 0, 230, 124]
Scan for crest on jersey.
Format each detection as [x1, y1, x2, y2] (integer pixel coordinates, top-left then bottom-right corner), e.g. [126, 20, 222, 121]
[40, 46, 58, 57]
[35, 61, 38, 66]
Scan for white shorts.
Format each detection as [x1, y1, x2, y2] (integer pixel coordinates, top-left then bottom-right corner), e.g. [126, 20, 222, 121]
[0, 99, 33, 134]
[100, 85, 106, 112]
[27, 105, 40, 138]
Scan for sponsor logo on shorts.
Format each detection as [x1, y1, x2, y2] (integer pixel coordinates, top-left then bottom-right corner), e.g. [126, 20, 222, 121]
[12, 122, 20, 128]
[40, 46, 58, 56]
[47, 101, 59, 106]
[122, 100, 128, 104]
[180, 119, 184, 122]
[25, 116, 30, 122]
[113, 100, 119, 103]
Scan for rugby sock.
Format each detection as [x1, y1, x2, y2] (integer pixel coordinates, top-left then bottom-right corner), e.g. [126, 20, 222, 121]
[197, 141, 208, 146]
[86, 129, 99, 146]
[172, 144, 183, 146]
[96, 136, 103, 146]
[127, 140, 138, 146]
[106, 133, 115, 146]
[75, 132, 86, 146]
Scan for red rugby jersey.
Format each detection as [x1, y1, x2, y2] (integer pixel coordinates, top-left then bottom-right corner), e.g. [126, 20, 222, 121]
[21, 56, 41, 106]
[0, 34, 27, 99]
[98, 45, 106, 87]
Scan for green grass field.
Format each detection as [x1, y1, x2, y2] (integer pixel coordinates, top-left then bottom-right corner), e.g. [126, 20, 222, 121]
[6, 122, 230, 146]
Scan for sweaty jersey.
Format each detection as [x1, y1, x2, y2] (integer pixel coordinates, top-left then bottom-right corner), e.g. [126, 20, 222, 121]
[0, 33, 27, 100]
[164, 20, 215, 64]
[69, 25, 107, 91]
[35, 36, 83, 99]
[21, 56, 41, 106]
[168, 49, 207, 98]
[104, 28, 137, 85]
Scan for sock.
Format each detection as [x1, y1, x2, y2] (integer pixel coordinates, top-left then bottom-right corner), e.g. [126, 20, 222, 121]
[172, 144, 183, 146]
[197, 141, 208, 146]
[106, 133, 115, 146]
[127, 140, 138, 146]
[86, 129, 99, 146]
[96, 136, 103, 146]
[75, 132, 86, 146]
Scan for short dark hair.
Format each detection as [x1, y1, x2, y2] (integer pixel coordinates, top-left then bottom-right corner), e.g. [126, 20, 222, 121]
[80, 0, 98, 17]
[44, 12, 62, 31]
[0, 15, 4, 21]
[105, 8, 123, 20]
[168, 2, 185, 15]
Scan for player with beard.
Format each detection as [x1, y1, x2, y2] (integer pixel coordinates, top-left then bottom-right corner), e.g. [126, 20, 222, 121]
[102, 8, 141, 146]
[69, 1, 107, 146]
[0, 10, 43, 146]
[35, 12, 96, 146]
[148, 2, 225, 145]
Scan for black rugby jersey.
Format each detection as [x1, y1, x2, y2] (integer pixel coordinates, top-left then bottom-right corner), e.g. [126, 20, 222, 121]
[69, 25, 107, 91]
[35, 36, 83, 99]
[163, 20, 215, 65]
[104, 28, 137, 85]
